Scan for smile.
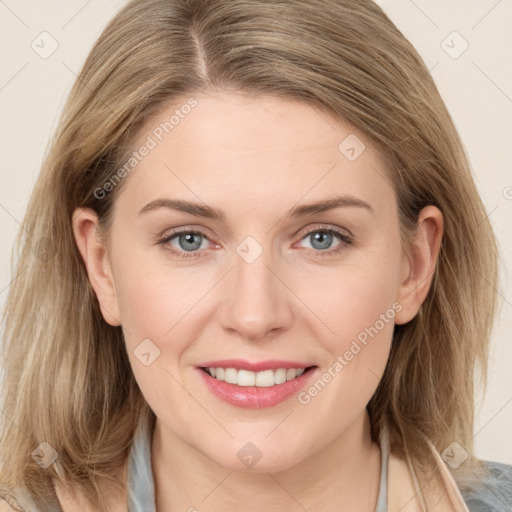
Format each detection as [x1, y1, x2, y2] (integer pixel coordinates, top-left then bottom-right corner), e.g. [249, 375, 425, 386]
[202, 367, 309, 387]
[196, 361, 318, 408]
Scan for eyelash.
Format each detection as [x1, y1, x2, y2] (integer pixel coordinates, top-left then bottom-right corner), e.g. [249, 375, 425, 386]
[157, 225, 353, 260]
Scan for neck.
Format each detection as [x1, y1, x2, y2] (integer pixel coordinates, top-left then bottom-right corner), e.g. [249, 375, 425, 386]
[151, 409, 381, 512]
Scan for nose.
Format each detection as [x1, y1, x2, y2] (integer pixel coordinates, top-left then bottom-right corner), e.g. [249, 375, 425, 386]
[218, 245, 294, 342]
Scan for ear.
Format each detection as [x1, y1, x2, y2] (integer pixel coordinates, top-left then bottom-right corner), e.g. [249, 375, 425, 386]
[72, 207, 121, 326]
[394, 205, 444, 325]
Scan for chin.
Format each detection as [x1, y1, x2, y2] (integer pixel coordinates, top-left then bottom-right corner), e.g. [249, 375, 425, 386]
[204, 444, 306, 474]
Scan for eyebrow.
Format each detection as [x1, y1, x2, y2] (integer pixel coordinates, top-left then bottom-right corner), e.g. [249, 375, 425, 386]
[138, 194, 373, 221]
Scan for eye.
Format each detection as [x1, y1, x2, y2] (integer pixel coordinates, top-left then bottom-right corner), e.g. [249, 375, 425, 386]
[171, 232, 208, 252]
[158, 228, 216, 259]
[295, 226, 353, 256]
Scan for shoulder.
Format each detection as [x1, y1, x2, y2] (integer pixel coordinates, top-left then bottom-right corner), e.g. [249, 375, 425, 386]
[0, 457, 130, 512]
[55, 482, 100, 512]
[56, 473, 129, 512]
[55, 481, 128, 512]
[55, 458, 129, 512]
[459, 460, 512, 512]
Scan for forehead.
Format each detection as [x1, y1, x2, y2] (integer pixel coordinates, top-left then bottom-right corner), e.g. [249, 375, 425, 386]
[115, 92, 395, 218]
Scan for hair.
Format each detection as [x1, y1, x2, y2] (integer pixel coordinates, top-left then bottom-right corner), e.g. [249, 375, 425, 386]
[0, 0, 501, 510]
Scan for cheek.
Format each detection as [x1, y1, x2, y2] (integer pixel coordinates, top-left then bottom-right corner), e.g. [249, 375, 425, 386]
[111, 240, 205, 341]
[115, 270, 171, 342]
[326, 271, 398, 344]
[319, 277, 396, 392]
[300, 242, 401, 344]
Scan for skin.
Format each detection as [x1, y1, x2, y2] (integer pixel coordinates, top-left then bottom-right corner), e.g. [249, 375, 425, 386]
[71, 92, 444, 511]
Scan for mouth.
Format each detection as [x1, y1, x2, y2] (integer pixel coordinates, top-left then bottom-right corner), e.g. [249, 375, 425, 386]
[200, 366, 316, 387]
[196, 361, 319, 408]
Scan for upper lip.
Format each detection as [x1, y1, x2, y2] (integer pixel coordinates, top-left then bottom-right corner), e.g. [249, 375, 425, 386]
[199, 359, 315, 372]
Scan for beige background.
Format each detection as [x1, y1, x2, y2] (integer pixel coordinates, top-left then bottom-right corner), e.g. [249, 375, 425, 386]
[1, 1, 511, 464]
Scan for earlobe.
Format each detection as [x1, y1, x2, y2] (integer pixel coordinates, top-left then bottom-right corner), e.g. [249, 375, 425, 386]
[394, 205, 444, 325]
[72, 207, 121, 326]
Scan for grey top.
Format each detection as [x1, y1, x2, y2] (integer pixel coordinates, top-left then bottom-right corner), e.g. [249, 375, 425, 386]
[459, 461, 512, 511]
[126, 416, 512, 512]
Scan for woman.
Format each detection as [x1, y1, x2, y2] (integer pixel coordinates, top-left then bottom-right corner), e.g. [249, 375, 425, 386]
[1, 0, 511, 511]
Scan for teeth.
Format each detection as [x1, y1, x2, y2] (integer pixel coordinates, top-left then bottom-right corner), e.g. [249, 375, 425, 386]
[206, 367, 308, 386]
[275, 368, 287, 384]
[225, 368, 238, 384]
[256, 369, 274, 387]
[238, 369, 256, 386]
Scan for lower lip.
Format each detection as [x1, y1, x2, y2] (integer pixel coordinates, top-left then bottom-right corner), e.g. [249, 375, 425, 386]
[197, 367, 318, 408]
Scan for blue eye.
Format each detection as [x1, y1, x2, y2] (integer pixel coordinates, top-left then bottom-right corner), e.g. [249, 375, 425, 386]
[296, 228, 353, 256]
[160, 230, 213, 259]
[303, 231, 336, 250]
[173, 232, 207, 252]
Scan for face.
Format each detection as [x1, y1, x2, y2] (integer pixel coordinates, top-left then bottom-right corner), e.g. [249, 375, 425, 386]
[79, 92, 430, 473]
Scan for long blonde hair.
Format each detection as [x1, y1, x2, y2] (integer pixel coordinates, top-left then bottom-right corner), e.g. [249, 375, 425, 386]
[0, 0, 500, 509]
